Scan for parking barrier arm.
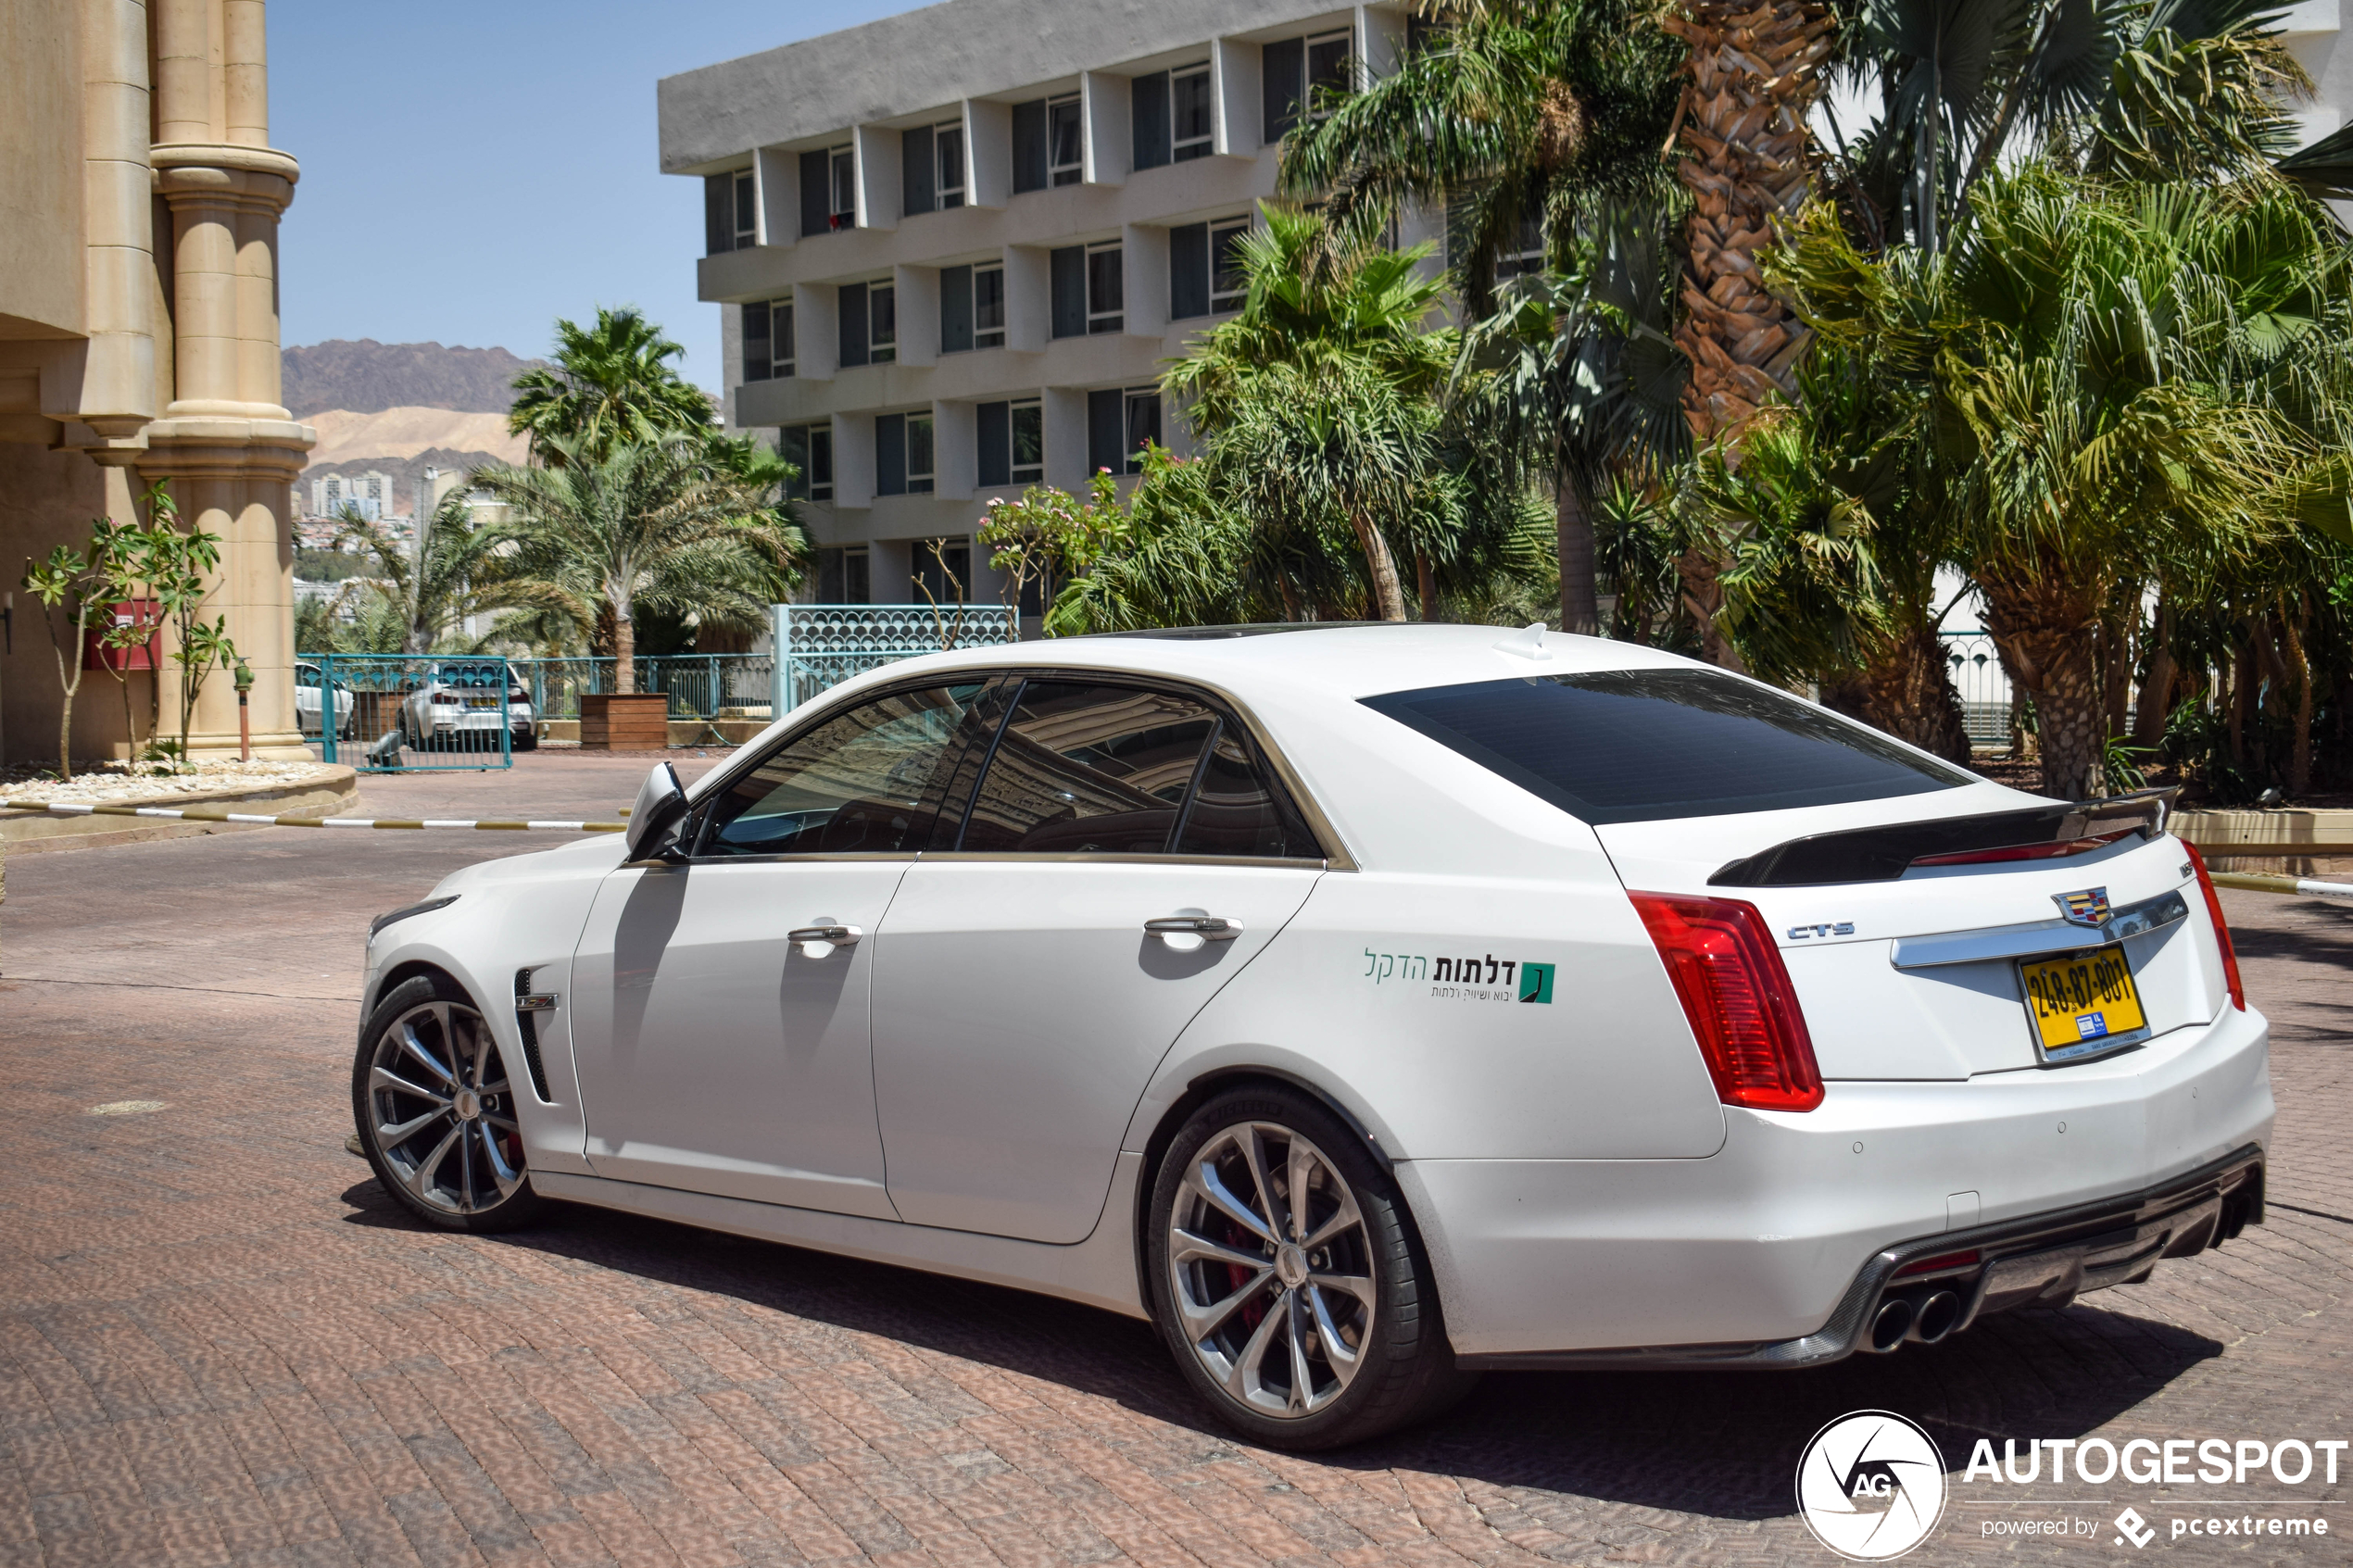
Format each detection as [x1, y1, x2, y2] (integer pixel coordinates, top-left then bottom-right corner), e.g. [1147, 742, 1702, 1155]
[3, 799, 623, 832]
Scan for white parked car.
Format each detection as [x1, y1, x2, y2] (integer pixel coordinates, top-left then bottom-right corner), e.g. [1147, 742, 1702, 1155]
[396, 660, 537, 751]
[354, 625, 2270, 1448]
[294, 659, 354, 739]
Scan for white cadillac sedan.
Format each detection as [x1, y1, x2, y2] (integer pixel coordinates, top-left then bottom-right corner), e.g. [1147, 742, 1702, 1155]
[354, 624, 2271, 1448]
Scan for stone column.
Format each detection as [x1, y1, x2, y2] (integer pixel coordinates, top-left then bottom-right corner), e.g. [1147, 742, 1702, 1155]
[138, 0, 313, 759]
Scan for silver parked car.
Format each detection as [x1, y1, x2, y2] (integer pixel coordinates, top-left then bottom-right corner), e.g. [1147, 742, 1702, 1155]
[294, 659, 354, 739]
[396, 660, 536, 751]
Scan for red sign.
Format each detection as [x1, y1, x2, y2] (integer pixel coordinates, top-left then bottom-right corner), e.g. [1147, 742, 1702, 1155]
[84, 599, 162, 671]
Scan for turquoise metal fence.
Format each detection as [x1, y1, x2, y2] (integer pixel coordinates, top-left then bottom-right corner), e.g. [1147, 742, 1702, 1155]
[303, 654, 516, 773]
[507, 656, 776, 721]
[771, 604, 1016, 716]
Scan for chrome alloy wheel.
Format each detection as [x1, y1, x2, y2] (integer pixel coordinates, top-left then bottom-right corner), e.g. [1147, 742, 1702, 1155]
[1166, 1121, 1377, 1418]
[365, 997, 524, 1214]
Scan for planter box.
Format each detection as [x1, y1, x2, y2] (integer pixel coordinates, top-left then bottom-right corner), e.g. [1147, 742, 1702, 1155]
[579, 694, 671, 750]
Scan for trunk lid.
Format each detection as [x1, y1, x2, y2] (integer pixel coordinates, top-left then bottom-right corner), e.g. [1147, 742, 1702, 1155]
[1596, 788, 2227, 1078]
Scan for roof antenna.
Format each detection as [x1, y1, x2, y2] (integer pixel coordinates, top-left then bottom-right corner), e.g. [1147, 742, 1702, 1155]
[1495, 621, 1552, 661]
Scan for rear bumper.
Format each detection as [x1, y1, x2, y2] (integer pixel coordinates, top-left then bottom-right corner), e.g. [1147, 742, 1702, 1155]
[1402, 999, 2271, 1361]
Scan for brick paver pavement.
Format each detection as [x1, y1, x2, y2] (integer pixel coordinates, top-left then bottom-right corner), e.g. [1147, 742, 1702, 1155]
[2, 755, 2347, 1566]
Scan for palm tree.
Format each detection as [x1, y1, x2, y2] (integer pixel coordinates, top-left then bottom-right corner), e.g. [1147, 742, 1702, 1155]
[1277, 1, 1680, 631]
[329, 495, 559, 656]
[1165, 210, 1456, 621]
[1278, 0, 1682, 307]
[1659, 0, 1837, 445]
[468, 433, 804, 691]
[507, 307, 718, 464]
[1782, 166, 2330, 796]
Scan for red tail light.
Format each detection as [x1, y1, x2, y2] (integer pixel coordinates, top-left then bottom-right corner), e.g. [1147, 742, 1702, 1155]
[1630, 893, 1824, 1112]
[2182, 844, 2246, 1011]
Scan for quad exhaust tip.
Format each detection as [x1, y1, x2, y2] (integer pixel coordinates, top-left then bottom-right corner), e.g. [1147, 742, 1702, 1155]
[1867, 1296, 1915, 1352]
[1864, 1286, 1965, 1353]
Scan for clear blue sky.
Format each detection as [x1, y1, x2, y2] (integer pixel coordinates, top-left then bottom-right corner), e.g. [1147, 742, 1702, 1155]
[274, 0, 924, 392]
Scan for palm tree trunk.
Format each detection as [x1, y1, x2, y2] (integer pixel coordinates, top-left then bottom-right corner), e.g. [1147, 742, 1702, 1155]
[2281, 595, 2313, 797]
[1415, 548, 1440, 623]
[1556, 474, 1599, 634]
[1854, 622, 1971, 764]
[1674, 544, 1745, 671]
[613, 611, 635, 695]
[1982, 571, 2104, 798]
[1351, 510, 1408, 622]
[1662, 0, 1834, 445]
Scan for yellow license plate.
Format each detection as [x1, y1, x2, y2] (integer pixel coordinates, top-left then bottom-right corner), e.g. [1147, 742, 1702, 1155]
[2020, 947, 2146, 1058]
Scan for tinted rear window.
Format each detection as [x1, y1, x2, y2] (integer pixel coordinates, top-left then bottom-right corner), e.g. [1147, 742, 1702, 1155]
[1362, 669, 1970, 824]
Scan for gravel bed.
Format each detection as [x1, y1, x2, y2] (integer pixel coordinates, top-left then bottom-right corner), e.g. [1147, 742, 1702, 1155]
[0, 759, 341, 805]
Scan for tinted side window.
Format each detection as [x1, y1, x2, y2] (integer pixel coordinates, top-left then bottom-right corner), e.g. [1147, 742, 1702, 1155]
[1175, 728, 1317, 859]
[960, 682, 1217, 854]
[1362, 669, 1970, 825]
[698, 684, 987, 856]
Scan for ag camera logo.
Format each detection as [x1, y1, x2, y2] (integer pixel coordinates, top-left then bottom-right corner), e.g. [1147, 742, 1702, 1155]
[1796, 1411, 1948, 1561]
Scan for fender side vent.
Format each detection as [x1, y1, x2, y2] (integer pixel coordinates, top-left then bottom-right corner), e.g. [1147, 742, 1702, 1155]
[512, 968, 555, 1103]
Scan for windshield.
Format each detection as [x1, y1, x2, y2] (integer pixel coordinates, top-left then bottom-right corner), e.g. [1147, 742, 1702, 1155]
[1362, 668, 1972, 824]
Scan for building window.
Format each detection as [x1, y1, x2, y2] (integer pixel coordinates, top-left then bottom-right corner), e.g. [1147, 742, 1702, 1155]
[1173, 64, 1213, 160]
[936, 120, 965, 207]
[912, 538, 972, 604]
[743, 297, 794, 382]
[868, 281, 896, 363]
[1051, 243, 1122, 337]
[1171, 216, 1250, 320]
[705, 169, 756, 254]
[1263, 30, 1353, 144]
[1133, 62, 1214, 170]
[875, 410, 934, 496]
[1496, 209, 1545, 280]
[1088, 243, 1123, 333]
[940, 262, 1006, 354]
[978, 397, 1043, 488]
[838, 281, 894, 367]
[779, 422, 833, 503]
[1049, 93, 1083, 185]
[799, 144, 856, 236]
[1013, 99, 1048, 193]
[816, 545, 869, 603]
[1088, 387, 1159, 475]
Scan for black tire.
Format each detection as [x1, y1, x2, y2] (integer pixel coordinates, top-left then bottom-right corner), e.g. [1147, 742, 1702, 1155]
[1145, 1085, 1476, 1449]
[352, 972, 547, 1233]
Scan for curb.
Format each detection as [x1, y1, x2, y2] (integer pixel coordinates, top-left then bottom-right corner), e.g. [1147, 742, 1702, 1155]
[0, 767, 360, 855]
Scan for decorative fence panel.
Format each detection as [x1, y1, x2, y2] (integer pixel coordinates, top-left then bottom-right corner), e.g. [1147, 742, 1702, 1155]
[506, 656, 777, 721]
[772, 604, 1016, 716]
[1940, 630, 2013, 749]
[302, 654, 516, 774]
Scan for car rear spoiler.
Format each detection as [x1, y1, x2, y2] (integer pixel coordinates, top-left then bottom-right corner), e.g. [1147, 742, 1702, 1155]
[1709, 787, 2179, 887]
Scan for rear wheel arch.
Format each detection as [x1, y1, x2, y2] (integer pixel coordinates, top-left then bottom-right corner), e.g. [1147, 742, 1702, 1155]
[1132, 1067, 1402, 1313]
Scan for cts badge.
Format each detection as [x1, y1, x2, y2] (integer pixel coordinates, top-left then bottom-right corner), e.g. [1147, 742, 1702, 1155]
[1788, 922, 1856, 940]
[2055, 887, 2113, 927]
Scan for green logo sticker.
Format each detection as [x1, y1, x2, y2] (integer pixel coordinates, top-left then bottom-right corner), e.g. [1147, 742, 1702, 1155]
[1518, 962, 1555, 1004]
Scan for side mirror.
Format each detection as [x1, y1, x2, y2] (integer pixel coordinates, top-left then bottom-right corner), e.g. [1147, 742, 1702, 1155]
[624, 760, 690, 861]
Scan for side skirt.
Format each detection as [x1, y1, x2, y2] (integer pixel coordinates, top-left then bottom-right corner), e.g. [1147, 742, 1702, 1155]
[529, 1154, 1151, 1321]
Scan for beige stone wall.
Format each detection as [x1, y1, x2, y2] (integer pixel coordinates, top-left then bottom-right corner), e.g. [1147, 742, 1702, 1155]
[0, 0, 313, 764]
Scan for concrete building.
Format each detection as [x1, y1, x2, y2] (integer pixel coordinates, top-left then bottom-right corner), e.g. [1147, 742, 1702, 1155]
[663, 0, 2350, 612]
[1, 0, 313, 762]
[659, 0, 1427, 609]
[311, 468, 392, 519]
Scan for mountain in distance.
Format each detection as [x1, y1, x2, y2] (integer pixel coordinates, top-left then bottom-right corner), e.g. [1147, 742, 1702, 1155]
[285, 339, 546, 520]
[283, 338, 545, 420]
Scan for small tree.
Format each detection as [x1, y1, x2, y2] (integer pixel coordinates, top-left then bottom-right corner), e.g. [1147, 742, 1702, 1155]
[975, 469, 1126, 635]
[138, 485, 237, 765]
[19, 540, 102, 780]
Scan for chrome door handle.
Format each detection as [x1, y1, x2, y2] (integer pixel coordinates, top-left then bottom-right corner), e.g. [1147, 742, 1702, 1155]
[1144, 916, 1242, 941]
[787, 923, 862, 948]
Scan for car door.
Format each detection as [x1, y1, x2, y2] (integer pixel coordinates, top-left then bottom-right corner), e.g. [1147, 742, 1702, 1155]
[870, 677, 1327, 1243]
[567, 680, 991, 1219]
